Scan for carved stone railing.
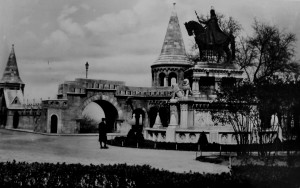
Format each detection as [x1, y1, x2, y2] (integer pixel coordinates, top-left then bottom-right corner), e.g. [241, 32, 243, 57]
[144, 128, 278, 144]
[144, 128, 167, 142]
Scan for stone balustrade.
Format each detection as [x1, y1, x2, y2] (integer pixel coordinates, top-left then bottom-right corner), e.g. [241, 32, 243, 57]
[144, 128, 278, 144]
[144, 128, 167, 142]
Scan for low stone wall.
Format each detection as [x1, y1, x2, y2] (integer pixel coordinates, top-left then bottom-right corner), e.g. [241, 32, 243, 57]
[144, 128, 278, 144]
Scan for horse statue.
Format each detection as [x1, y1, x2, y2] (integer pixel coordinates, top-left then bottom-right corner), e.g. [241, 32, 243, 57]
[184, 9, 235, 64]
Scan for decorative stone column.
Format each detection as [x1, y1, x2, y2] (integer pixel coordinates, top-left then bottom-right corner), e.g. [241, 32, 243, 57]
[192, 78, 200, 97]
[169, 113, 178, 126]
[179, 102, 194, 129]
[166, 101, 179, 142]
[169, 103, 179, 126]
[164, 76, 168, 87]
[179, 103, 188, 129]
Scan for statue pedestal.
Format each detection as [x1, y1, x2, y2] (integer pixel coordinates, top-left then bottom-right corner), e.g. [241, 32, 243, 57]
[166, 126, 176, 142]
[192, 91, 200, 98]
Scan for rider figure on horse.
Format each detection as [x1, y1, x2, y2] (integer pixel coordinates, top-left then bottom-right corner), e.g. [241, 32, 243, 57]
[185, 7, 235, 63]
[196, 7, 227, 45]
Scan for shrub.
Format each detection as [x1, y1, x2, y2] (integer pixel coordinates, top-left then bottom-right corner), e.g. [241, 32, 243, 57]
[0, 161, 300, 187]
[79, 115, 98, 133]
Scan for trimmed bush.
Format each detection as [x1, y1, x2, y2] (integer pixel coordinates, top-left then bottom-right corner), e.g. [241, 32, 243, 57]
[111, 136, 300, 153]
[0, 161, 300, 187]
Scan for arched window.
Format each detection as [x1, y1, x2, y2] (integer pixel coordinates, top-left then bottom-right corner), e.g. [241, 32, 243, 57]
[168, 72, 177, 86]
[133, 108, 145, 127]
[159, 107, 170, 127]
[159, 73, 166, 87]
[148, 106, 170, 128]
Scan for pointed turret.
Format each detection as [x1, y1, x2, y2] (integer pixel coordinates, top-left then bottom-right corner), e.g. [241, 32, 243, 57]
[151, 4, 192, 87]
[153, 3, 190, 65]
[0, 45, 25, 92]
[0, 44, 23, 84]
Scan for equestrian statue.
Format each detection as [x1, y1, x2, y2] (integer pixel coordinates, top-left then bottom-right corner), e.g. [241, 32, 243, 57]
[185, 8, 235, 64]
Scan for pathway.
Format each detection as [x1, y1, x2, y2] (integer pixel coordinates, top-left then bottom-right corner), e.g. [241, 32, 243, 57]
[0, 129, 230, 174]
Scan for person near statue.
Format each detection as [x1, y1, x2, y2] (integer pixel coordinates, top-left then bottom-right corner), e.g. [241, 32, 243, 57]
[98, 118, 108, 149]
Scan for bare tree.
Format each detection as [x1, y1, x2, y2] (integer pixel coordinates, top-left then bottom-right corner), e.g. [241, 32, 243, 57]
[236, 20, 299, 84]
[79, 115, 98, 133]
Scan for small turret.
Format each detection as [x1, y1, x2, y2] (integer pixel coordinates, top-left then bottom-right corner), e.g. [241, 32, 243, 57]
[0, 44, 25, 92]
[151, 3, 192, 87]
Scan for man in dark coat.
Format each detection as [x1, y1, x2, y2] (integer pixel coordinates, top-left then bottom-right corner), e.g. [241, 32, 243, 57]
[98, 118, 108, 149]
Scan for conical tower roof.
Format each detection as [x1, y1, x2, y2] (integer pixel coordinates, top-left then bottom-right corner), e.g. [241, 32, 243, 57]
[153, 3, 191, 66]
[0, 44, 23, 84]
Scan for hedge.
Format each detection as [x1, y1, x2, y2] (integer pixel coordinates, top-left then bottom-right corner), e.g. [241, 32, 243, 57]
[111, 136, 300, 152]
[0, 161, 299, 187]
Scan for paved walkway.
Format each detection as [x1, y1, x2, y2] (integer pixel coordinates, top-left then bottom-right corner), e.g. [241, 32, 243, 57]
[0, 129, 229, 174]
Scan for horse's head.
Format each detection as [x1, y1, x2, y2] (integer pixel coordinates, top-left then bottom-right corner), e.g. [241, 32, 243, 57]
[184, 22, 194, 36]
[185, 21, 205, 36]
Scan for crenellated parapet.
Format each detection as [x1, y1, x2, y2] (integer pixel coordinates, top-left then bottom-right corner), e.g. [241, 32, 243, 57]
[42, 99, 68, 109]
[115, 89, 172, 98]
[57, 79, 126, 98]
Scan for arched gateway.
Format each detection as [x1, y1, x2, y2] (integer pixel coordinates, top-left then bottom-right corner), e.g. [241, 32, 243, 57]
[80, 94, 124, 132]
[50, 115, 58, 133]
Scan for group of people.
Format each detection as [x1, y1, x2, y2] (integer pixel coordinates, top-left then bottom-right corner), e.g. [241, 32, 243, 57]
[98, 118, 108, 149]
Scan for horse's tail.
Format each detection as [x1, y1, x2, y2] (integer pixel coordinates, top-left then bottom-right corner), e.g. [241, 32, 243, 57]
[230, 34, 235, 60]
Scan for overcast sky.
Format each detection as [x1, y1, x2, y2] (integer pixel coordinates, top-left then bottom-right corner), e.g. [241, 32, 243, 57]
[0, 0, 300, 101]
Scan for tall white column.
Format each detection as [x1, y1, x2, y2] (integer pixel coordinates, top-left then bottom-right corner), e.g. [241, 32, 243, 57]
[166, 102, 179, 143]
[180, 104, 188, 129]
[164, 77, 168, 87]
[192, 78, 200, 97]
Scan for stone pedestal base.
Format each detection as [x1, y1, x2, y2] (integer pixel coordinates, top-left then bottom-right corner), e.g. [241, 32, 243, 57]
[166, 126, 176, 142]
[192, 91, 200, 98]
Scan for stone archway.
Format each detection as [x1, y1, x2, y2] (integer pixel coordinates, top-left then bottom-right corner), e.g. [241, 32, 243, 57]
[80, 94, 123, 132]
[159, 106, 170, 127]
[148, 106, 159, 128]
[148, 106, 170, 128]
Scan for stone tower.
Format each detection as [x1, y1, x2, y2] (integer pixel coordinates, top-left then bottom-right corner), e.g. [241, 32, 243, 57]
[151, 3, 192, 88]
[0, 44, 25, 127]
[0, 44, 25, 92]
